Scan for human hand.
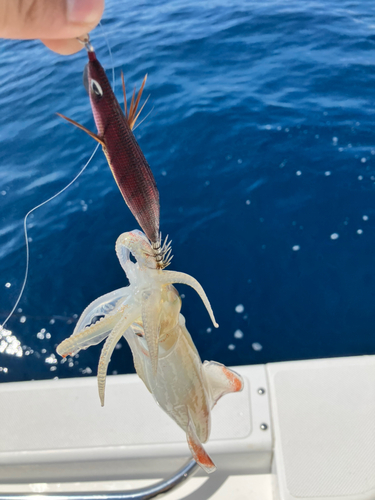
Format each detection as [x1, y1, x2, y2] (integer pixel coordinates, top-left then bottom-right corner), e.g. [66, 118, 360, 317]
[0, 0, 104, 55]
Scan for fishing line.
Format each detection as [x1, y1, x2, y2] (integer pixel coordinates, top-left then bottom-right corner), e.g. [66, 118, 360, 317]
[99, 21, 115, 93]
[1, 25, 116, 332]
[0, 144, 99, 331]
[133, 103, 154, 131]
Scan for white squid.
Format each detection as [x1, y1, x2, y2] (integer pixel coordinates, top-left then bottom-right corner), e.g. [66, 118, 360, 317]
[56, 230, 243, 472]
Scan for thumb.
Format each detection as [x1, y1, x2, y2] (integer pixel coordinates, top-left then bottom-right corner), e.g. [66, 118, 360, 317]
[0, 0, 104, 54]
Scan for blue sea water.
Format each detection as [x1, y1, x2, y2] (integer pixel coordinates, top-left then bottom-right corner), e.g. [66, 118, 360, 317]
[1, 0, 375, 382]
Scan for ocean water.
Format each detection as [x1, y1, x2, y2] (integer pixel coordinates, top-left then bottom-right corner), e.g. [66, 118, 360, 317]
[1, 0, 375, 382]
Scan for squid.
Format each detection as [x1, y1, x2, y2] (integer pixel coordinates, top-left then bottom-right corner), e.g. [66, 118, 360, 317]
[56, 230, 243, 472]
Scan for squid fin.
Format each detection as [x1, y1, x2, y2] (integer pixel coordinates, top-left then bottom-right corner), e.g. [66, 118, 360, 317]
[187, 411, 216, 474]
[203, 361, 243, 408]
[56, 113, 105, 147]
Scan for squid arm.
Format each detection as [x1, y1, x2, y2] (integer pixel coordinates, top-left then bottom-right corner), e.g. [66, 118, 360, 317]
[97, 310, 140, 406]
[141, 288, 162, 375]
[150, 270, 219, 328]
[56, 310, 122, 358]
[73, 287, 130, 335]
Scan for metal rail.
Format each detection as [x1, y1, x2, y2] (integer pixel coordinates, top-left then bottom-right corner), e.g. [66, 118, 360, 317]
[0, 459, 199, 500]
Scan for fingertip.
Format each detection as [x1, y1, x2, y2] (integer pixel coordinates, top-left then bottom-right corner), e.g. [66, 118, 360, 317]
[41, 38, 84, 55]
[0, 0, 104, 42]
[67, 0, 104, 26]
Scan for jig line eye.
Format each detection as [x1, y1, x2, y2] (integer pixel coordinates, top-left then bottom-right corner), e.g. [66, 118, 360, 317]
[91, 79, 103, 97]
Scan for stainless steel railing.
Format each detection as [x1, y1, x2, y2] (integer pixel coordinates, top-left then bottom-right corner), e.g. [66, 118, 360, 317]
[0, 459, 199, 500]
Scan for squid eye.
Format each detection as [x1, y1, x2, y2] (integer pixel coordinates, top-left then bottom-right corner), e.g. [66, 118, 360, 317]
[90, 79, 103, 97]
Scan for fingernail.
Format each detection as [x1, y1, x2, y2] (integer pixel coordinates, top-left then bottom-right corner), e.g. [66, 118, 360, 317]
[67, 0, 103, 25]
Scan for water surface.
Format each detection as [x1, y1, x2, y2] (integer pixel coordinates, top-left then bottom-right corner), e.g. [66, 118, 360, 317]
[1, 0, 375, 381]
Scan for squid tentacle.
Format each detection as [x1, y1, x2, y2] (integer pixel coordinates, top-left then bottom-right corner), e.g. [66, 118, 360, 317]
[150, 270, 219, 328]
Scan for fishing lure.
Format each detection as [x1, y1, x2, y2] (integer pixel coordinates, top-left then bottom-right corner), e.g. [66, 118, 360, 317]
[57, 36, 166, 266]
[56, 230, 242, 472]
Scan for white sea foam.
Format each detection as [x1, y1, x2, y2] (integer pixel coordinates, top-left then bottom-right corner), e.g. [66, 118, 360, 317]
[234, 329, 244, 339]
